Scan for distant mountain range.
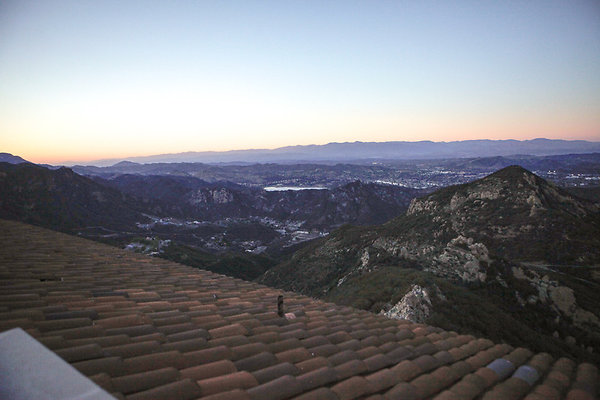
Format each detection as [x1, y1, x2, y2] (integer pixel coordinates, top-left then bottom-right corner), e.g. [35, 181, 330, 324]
[69, 138, 600, 166]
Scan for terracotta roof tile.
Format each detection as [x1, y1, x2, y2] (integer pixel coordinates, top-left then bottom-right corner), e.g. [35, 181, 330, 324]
[566, 363, 598, 400]
[157, 321, 198, 335]
[365, 368, 398, 393]
[474, 367, 501, 388]
[413, 372, 450, 398]
[291, 387, 338, 400]
[111, 367, 180, 394]
[55, 343, 104, 362]
[385, 346, 413, 364]
[231, 342, 269, 361]
[72, 355, 125, 377]
[104, 340, 161, 358]
[301, 335, 330, 349]
[527, 383, 562, 400]
[337, 338, 361, 352]
[37, 317, 93, 332]
[36, 335, 70, 350]
[391, 359, 423, 381]
[50, 325, 105, 339]
[481, 376, 532, 400]
[356, 345, 381, 360]
[123, 350, 185, 374]
[247, 331, 279, 344]
[247, 374, 303, 400]
[413, 354, 441, 373]
[105, 324, 156, 337]
[442, 373, 486, 399]
[334, 359, 368, 380]
[234, 351, 279, 372]
[197, 371, 259, 397]
[252, 362, 299, 384]
[89, 372, 115, 393]
[503, 347, 534, 366]
[180, 359, 237, 381]
[276, 346, 313, 364]
[328, 349, 359, 366]
[209, 334, 251, 348]
[331, 376, 374, 400]
[295, 356, 331, 374]
[310, 343, 339, 358]
[126, 378, 201, 400]
[269, 338, 302, 353]
[69, 333, 130, 347]
[162, 337, 208, 352]
[434, 391, 466, 400]
[296, 366, 338, 392]
[129, 331, 166, 343]
[152, 314, 190, 326]
[364, 353, 394, 372]
[199, 389, 252, 400]
[384, 382, 419, 400]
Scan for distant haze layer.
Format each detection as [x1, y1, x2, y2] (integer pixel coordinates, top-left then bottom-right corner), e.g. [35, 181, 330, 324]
[60, 139, 600, 167]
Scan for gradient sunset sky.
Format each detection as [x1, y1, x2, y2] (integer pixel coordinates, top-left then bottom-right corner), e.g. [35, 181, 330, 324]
[1, 1, 599, 164]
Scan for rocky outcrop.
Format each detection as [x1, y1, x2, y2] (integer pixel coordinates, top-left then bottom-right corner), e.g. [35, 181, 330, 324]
[371, 233, 490, 283]
[381, 285, 432, 323]
[511, 266, 600, 329]
[429, 236, 490, 283]
[189, 188, 234, 205]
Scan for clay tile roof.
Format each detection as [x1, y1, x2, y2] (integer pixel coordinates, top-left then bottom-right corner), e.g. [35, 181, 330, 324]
[331, 376, 374, 400]
[0, 219, 597, 400]
[334, 359, 368, 380]
[127, 378, 202, 400]
[365, 368, 397, 393]
[252, 362, 299, 384]
[295, 356, 331, 374]
[384, 381, 419, 400]
[292, 387, 339, 400]
[235, 351, 278, 372]
[246, 374, 303, 400]
[197, 371, 259, 396]
[111, 367, 180, 394]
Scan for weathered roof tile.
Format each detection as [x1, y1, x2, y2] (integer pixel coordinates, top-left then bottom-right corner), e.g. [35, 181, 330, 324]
[197, 371, 259, 397]
[252, 362, 299, 384]
[111, 367, 180, 394]
[125, 378, 201, 400]
[180, 359, 237, 381]
[331, 376, 374, 400]
[247, 375, 303, 400]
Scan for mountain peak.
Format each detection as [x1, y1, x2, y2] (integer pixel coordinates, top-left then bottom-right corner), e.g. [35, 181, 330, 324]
[0, 153, 30, 164]
[487, 164, 541, 184]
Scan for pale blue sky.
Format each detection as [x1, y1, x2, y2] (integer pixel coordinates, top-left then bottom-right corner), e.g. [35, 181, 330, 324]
[1, 0, 599, 163]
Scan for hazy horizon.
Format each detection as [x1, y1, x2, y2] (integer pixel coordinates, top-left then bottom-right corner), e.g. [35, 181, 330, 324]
[1, 1, 599, 164]
[18, 137, 600, 166]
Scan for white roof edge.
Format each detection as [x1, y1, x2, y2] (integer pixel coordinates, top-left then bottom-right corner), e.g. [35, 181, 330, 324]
[0, 328, 116, 400]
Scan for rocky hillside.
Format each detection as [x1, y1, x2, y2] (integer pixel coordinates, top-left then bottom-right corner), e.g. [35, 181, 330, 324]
[0, 162, 149, 233]
[105, 174, 425, 228]
[260, 166, 600, 362]
[401, 165, 600, 266]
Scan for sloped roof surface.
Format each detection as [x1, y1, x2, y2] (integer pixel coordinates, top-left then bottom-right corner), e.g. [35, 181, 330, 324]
[0, 219, 597, 400]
